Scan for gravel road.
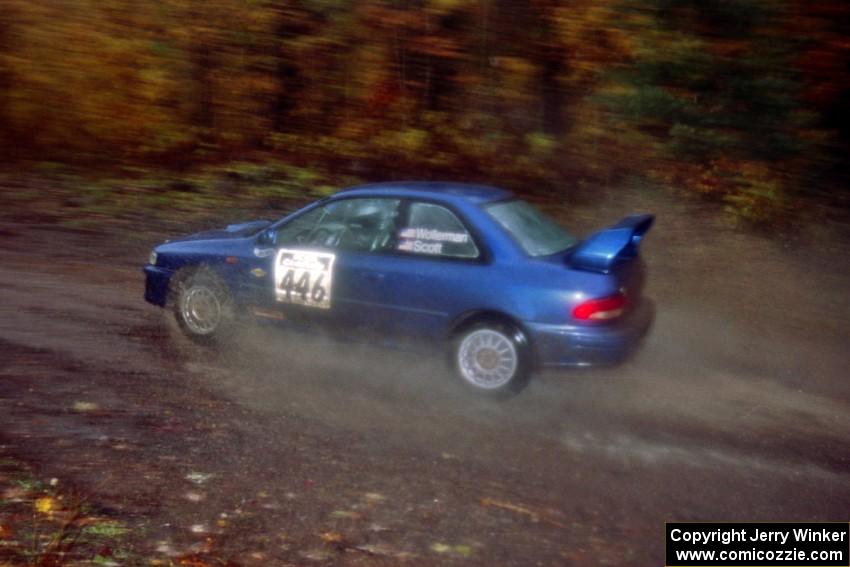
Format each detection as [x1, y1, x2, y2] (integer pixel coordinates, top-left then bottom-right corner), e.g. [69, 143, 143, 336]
[1, 190, 848, 565]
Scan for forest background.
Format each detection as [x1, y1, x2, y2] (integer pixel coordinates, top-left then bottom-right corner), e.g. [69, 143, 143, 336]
[1, 0, 848, 228]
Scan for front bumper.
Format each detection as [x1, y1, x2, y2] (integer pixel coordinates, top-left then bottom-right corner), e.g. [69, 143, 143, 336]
[526, 298, 655, 368]
[143, 265, 174, 307]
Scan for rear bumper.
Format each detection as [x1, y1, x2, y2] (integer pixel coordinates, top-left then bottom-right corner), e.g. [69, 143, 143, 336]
[526, 298, 654, 368]
[143, 265, 174, 307]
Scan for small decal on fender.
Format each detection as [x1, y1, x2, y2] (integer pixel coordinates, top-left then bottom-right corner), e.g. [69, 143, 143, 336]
[253, 247, 275, 258]
[250, 268, 267, 278]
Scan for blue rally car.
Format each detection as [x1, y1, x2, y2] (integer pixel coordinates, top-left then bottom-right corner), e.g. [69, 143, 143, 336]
[144, 182, 654, 395]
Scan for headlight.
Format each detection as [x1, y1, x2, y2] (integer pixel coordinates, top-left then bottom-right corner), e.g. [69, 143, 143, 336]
[149, 251, 158, 266]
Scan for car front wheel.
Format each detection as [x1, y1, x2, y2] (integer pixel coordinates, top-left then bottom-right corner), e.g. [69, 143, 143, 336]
[453, 323, 530, 396]
[173, 270, 233, 342]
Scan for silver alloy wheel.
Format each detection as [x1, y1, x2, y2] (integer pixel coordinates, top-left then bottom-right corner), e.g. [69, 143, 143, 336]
[457, 328, 519, 390]
[180, 285, 222, 335]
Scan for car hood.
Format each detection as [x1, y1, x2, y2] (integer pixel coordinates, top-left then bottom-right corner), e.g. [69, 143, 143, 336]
[167, 219, 272, 243]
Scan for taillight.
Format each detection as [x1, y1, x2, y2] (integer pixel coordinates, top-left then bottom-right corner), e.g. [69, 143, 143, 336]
[572, 293, 626, 321]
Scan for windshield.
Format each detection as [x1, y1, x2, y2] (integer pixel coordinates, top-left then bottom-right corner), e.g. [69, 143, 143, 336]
[486, 200, 577, 256]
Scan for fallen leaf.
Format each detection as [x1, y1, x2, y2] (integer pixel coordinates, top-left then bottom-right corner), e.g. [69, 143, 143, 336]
[354, 543, 414, 559]
[480, 497, 537, 519]
[185, 472, 213, 485]
[329, 510, 361, 520]
[184, 491, 205, 502]
[319, 531, 345, 544]
[155, 540, 178, 556]
[34, 496, 56, 515]
[430, 543, 452, 553]
[480, 497, 567, 528]
[300, 549, 333, 561]
[178, 557, 213, 567]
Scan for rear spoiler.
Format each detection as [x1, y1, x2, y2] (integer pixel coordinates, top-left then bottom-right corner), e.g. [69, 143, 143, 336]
[568, 214, 654, 274]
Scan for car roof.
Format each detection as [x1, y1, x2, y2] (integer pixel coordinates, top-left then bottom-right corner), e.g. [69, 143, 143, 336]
[336, 181, 514, 206]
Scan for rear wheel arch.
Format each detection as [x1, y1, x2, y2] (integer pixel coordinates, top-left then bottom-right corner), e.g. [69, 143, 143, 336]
[449, 310, 533, 355]
[447, 310, 536, 397]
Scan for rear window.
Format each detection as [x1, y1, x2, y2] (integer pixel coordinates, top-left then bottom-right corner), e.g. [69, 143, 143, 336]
[397, 202, 479, 259]
[486, 200, 577, 256]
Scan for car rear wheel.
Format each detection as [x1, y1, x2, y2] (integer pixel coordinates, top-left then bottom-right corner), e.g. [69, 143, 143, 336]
[453, 323, 530, 396]
[173, 270, 233, 342]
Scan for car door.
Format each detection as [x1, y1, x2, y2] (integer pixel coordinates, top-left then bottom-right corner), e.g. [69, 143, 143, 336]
[238, 204, 330, 324]
[355, 200, 489, 348]
[248, 197, 404, 337]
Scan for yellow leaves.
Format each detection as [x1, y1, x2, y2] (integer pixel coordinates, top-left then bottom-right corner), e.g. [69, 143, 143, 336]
[329, 510, 362, 520]
[525, 132, 556, 157]
[177, 557, 214, 567]
[553, 2, 634, 80]
[427, 0, 465, 14]
[72, 401, 99, 412]
[721, 161, 792, 226]
[430, 542, 474, 557]
[414, 35, 463, 59]
[34, 496, 56, 515]
[319, 531, 345, 544]
[596, 82, 637, 97]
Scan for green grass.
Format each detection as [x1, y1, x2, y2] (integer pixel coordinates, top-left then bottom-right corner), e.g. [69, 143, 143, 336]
[0, 456, 144, 566]
[81, 521, 130, 539]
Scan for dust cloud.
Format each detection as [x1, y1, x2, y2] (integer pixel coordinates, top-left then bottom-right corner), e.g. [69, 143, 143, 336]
[171, 185, 850, 490]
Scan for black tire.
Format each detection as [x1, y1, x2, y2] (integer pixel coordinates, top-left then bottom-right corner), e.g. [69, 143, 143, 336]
[452, 322, 531, 397]
[171, 269, 234, 343]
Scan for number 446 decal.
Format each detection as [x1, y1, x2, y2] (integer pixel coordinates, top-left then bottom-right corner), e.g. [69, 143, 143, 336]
[274, 249, 335, 309]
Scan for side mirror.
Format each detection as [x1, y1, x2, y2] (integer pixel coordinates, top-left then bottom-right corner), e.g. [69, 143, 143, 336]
[257, 228, 277, 246]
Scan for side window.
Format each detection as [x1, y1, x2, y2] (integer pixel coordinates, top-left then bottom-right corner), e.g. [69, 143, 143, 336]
[275, 206, 330, 245]
[397, 202, 479, 259]
[277, 198, 400, 252]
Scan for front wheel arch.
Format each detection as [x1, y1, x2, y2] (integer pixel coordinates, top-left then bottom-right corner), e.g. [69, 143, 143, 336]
[169, 265, 235, 343]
